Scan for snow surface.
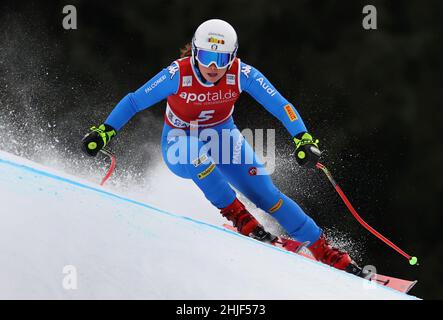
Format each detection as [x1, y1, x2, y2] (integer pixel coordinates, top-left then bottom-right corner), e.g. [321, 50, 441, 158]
[0, 150, 418, 299]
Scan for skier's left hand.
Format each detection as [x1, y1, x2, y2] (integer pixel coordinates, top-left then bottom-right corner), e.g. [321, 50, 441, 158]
[81, 124, 116, 157]
[293, 132, 322, 168]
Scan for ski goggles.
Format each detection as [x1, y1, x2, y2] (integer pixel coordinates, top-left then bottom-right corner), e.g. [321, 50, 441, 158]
[194, 48, 234, 69]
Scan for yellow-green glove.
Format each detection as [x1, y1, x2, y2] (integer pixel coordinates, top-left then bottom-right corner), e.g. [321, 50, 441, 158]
[293, 132, 322, 168]
[81, 124, 116, 157]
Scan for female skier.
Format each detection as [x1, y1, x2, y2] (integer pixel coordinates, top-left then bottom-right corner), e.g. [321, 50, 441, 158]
[82, 19, 356, 271]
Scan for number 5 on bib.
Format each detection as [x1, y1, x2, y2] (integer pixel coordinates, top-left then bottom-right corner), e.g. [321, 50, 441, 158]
[198, 110, 215, 122]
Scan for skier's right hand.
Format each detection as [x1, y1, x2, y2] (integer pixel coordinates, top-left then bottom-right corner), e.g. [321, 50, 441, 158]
[81, 124, 117, 157]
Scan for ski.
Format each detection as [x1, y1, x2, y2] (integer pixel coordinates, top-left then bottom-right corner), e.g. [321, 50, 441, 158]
[223, 223, 417, 294]
[223, 224, 309, 254]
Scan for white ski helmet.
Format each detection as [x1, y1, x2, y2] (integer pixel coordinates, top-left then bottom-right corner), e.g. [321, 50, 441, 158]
[192, 19, 238, 69]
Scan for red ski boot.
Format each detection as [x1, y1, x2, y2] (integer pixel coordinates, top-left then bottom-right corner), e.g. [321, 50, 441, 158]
[221, 198, 274, 241]
[308, 233, 353, 270]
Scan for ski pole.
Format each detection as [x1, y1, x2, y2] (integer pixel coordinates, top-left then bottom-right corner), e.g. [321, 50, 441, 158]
[99, 147, 116, 186]
[315, 162, 418, 266]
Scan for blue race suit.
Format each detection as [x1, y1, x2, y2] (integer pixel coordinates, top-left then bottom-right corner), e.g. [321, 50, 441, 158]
[104, 60, 322, 244]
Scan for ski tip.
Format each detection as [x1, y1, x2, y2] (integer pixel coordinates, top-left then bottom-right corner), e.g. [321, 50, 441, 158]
[406, 280, 418, 294]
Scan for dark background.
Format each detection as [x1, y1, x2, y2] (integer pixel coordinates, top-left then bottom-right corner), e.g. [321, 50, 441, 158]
[0, 0, 442, 299]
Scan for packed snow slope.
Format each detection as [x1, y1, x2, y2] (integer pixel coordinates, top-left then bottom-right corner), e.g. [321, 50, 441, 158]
[0, 150, 418, 299]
